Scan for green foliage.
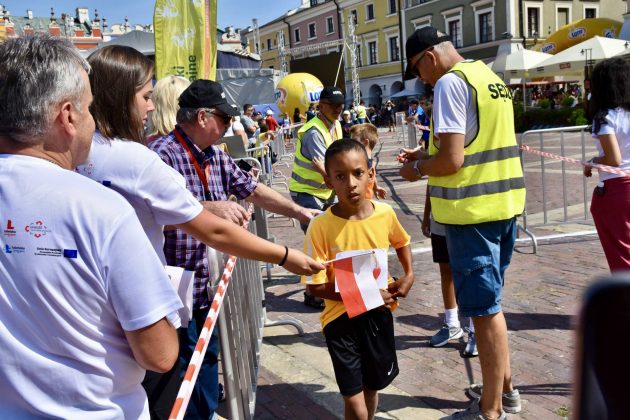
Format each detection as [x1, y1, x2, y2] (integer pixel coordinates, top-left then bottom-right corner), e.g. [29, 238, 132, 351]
[513, 105, 589, 133]
[570, 108, 588, 126]
[561, 96, 575, 108]
[538, 98, 551, 109]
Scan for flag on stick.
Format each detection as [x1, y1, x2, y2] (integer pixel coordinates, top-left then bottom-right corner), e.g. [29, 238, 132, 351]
[334, 249, 388, 318]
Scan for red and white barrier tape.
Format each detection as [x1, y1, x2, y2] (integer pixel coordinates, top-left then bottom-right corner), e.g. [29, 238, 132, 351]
[169, 203, 255, 420]
[520, 144, 630, 177]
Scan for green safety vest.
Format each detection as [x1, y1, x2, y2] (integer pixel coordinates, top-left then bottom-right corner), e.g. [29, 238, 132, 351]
[428, 60, 526, 225]
[289, 116, 342, 199]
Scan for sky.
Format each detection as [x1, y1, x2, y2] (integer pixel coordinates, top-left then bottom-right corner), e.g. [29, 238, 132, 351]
[1, 0, 299, 30]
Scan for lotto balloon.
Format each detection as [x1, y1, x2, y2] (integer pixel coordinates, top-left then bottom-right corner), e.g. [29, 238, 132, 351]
[275, 73, 323, 115]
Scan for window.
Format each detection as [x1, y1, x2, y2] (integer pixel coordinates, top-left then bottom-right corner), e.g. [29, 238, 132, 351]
[389, 36, 399, 61]
[366, 4, 375, 21]
[585, 8, 597, 19]
[266, 39, 271, 50]
[308, 23, 316, 39]
[310, 0, 318, 6]
[448, 19, 461, 48]
[368, 41, 377, 65]
[350, 10, 358, 25]
[478, 12, 492, 43]
[557, 7, 569, 29]
[326, 17, 334, 34]
[356, 44, 362, 66]
[527, 7, 540, 38]
[388, 0, 397, 15]
[294, 28, 301, 43]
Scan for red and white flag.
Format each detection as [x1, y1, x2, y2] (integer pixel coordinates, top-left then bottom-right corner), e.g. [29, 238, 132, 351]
[334, 249, 388, 318]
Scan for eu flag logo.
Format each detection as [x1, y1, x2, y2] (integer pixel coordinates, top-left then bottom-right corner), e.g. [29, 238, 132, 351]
[63, 249, 78, 259]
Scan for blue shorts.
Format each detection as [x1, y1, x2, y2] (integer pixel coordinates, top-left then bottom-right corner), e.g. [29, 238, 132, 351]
[445, 218, 517, 317]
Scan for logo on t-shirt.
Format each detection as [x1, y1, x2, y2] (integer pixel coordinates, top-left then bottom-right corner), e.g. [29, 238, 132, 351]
[25, 220, 51, 238]
[3, 219, 17, 237]
[78, 162, 95, 176]
[4, 244, 25, 254]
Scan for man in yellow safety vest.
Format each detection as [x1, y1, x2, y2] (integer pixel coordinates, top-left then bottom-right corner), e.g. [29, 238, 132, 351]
[400, 27, 526, 420]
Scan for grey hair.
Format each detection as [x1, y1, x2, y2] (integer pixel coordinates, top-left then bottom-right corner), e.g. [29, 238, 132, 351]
[0, 34, 90, 144]
[432, 40, 454, 55]
[176, 107, 215, 124]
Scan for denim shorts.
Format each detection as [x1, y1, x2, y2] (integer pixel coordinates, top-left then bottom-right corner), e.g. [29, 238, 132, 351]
[445, 218, 517, 317]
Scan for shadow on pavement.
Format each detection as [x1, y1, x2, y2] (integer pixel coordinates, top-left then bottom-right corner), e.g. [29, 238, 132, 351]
[395, 312, 573, 331]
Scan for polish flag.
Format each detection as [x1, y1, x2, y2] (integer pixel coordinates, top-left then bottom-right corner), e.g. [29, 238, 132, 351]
[334, 249, 388, 318]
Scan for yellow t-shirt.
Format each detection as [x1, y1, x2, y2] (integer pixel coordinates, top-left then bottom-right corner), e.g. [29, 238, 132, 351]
[301, 201, 411, 330]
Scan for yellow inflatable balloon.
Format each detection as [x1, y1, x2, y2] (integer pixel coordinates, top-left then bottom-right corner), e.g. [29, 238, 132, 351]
[275, 73, 323, 116]
[538, 18, 622, 54]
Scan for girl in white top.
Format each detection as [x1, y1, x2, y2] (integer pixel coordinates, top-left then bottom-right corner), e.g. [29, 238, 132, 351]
[583, 57, 630, 272]
[76, 45, 323, 417]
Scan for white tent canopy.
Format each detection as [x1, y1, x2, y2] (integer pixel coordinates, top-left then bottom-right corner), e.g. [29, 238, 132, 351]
[491, 45, 552, 79]
[532, 36, 629, 77]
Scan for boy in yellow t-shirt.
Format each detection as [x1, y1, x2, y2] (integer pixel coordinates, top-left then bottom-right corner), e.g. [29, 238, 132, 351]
[302, 139, 415, 419]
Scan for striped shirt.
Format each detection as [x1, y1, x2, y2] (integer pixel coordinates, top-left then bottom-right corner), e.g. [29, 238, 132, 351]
[149, 125, 257, 308]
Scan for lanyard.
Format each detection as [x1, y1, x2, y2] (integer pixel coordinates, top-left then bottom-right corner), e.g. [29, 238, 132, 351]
[173, 127, 209, 197]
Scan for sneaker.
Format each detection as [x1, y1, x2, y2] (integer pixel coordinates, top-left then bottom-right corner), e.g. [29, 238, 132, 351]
[463, 332, 478, 357]
[449, 398, 506, 419]
[468, 384, 522, 414]
[430, 324, 464, 347]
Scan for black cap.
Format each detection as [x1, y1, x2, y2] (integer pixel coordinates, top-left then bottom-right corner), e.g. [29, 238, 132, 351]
[404, 26, 450, 80]
[319, 86, 345, 104]
[179, 79, 240, 116]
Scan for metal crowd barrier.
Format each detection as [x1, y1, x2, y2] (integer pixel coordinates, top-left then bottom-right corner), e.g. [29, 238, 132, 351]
[518, 125, 597, 253]
[215, 201, 303, 420]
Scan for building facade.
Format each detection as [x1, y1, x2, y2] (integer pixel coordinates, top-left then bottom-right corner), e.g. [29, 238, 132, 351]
[286, 0, 343, 60]
[402, 0, 629, 63]
[340, 0, 405, 104]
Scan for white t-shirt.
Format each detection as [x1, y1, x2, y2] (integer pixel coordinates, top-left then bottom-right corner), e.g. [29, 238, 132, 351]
[432, 69, 479, 147]
[0, 155, 183, 418]
[225, 120, 245, 137]
[592, 107, 630, 181]
[77, 133, 203, 263]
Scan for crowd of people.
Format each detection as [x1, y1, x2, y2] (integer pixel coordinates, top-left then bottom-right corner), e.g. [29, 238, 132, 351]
[0, 25, 627, 420]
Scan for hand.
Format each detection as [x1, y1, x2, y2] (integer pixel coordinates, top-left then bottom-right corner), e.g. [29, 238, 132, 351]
[375, 186, 387, 199]
[388, 274, 415, 299]
[396, 147, 425, 164]
[282, 248, 326, 275]
[583, 163, 592, 177]
[380, 289, 397, 305]
[312, 156, 325, 174]
[400, 161, 422, 182]
[296, 207, 321, 225]
[202, 200, 250, 226]
[421, 218, 431, 238]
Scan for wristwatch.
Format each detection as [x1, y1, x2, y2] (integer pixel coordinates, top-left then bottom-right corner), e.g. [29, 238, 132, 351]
[413, 160, 422, 176]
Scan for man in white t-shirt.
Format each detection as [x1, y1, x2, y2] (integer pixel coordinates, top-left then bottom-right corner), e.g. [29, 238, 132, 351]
[0, 35, 181, 418]
[399, 27, 525, 419]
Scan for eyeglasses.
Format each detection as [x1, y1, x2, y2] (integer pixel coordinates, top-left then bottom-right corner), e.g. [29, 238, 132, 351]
[409, 47, 433, 78]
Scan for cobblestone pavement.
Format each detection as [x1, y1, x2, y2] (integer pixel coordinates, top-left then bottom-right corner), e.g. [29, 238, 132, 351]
[238, 127, 608, 419]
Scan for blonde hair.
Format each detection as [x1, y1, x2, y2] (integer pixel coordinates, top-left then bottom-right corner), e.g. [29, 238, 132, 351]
[349, 123, 378, 151]
[149, 75, 190, 137]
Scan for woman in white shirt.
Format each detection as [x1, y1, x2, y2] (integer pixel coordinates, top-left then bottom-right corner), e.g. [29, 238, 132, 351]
[583, 57, 630, 272]
[77, 45, 323, 419]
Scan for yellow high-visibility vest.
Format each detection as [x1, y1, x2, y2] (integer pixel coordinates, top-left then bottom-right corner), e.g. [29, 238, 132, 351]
[428, 60, 525, 225]
[289, 116, 342, 199]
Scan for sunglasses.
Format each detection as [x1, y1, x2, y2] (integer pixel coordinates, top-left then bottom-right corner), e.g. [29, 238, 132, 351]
[409, 47, 434, 78]
[212, 111, 232, 125]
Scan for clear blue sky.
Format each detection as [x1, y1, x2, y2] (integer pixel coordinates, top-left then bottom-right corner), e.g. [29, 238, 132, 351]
[2, 0, 298, 29]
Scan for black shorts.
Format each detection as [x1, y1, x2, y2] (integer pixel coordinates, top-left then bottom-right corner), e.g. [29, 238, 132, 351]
[431, 233, 449, 264]
[323, 309, 399, 396]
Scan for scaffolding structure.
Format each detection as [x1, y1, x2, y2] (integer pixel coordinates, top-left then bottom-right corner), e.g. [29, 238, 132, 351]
[276, 18, 360, 102]
[252, 18, 260, 55]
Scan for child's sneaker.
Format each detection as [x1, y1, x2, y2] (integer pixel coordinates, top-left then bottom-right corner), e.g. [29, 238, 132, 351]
[430, 324, 463, 347]
[303, 292, 325, 309]
[467, 384, 522, 414]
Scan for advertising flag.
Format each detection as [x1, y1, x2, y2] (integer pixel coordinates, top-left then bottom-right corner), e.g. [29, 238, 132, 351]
[154, 0, 217, 81]
[334, 249, 388, 318]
